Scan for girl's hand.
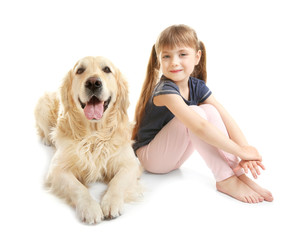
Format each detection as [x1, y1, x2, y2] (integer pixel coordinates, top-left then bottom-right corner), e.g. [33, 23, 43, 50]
[238, 160, 266, 179]
[239, 145, 262, 161]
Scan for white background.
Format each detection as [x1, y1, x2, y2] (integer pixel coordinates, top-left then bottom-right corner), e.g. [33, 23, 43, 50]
[1, 0, 293, 239]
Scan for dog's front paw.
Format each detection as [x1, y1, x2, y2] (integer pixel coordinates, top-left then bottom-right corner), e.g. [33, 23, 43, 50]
[101, 194, 124, 219]
[76, 198, 104, 224]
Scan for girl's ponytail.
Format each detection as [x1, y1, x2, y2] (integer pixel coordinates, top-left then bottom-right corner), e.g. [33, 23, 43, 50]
[132, 44, 160, 140]
[191, 41, 207, 83]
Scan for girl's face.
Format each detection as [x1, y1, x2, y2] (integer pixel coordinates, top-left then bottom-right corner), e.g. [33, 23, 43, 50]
[159, 46, 201, 84]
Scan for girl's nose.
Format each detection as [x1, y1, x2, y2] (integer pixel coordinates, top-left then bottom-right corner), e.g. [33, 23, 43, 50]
[171, 56, 179, 66]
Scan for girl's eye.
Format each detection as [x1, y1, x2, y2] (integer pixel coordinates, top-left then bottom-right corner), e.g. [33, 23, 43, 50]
[162, 55, 170, 59]
[180, 53, 188, 57]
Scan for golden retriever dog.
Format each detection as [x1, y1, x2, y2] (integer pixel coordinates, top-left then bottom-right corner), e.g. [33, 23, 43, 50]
[35, 56, 142, 224]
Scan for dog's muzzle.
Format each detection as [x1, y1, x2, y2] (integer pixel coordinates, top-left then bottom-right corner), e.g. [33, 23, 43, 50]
[78, 77, 111, 121]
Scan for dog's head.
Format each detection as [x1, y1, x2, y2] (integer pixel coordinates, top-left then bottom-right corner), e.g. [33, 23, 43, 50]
[60, 56, 129, 122]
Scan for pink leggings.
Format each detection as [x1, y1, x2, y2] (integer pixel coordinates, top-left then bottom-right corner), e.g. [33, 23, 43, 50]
[136, 104, 244, 182]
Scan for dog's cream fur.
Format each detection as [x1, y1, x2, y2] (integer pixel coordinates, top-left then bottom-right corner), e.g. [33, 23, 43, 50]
[35, 56, 142, 224]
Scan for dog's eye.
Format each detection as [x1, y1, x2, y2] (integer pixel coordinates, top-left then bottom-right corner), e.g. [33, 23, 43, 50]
[76, 67, 85, 75]
[102, 66, 111, 73]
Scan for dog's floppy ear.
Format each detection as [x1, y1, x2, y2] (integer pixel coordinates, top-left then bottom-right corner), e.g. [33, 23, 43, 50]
[115, 69, 130, 115]
[60, 70, 74, 113]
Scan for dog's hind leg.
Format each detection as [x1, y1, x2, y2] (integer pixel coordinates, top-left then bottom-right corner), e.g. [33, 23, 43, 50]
[34, 92, 59, 146]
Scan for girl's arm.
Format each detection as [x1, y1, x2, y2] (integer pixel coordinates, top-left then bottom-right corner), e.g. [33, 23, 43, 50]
[153, 94, 261, 161]
[202, 95, 265, 178]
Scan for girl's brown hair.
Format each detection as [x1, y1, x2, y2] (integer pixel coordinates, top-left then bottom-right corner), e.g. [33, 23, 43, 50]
[132, 24, 207, 140]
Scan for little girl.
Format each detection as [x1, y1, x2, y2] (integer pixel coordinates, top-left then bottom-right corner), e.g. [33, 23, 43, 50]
[132, 24, 273, 203]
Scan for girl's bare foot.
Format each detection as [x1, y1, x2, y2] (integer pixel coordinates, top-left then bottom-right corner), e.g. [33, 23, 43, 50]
[216, 175, 264, 203]
[238, 174, 274, 202]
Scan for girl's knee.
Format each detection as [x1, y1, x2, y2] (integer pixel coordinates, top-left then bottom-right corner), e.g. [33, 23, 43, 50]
[200, 104, 219, 114]
[199, 104, 221, 119]
[189, 105, 207, 119]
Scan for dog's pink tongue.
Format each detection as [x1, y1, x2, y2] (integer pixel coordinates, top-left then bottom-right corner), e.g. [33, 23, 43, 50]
[84, 100, 104, 120]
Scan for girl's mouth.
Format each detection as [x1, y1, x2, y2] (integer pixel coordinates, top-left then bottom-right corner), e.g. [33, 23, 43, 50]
[170, 69, 182, 73]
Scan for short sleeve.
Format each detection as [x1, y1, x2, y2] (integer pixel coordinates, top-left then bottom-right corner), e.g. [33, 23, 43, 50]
[153, 80, 180, 98]
[196, 79, 212, 103]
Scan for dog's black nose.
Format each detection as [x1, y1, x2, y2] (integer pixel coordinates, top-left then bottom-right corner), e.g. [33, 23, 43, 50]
[85, 77, 102, 91]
